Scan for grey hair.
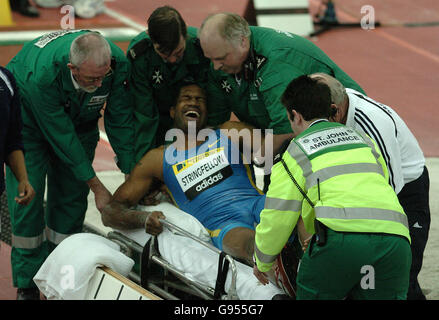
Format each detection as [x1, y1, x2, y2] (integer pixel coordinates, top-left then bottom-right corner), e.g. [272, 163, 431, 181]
[199, 13, 251, 47]
[69, 32, 111, 67]
[311, 73, 347, 106]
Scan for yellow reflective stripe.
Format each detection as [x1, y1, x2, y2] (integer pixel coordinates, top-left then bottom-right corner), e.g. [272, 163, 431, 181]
[264, 197, 302, 212]
[306, 162, 385, 189]
[288, 131, 385, 191]
[287, 142, 312, 178]
[11, 232, 46, 249]
[315, 206, 409, 229]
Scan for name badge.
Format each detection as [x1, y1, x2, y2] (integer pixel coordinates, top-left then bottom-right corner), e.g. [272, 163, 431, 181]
[87, 94, 109, 110]
[34, 30, 82, 48]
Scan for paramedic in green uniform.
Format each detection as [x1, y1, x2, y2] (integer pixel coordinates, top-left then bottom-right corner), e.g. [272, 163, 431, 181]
[6, 31, 136, 300]
[253, 75, 411, 299]
[127, 6, 230, 162]
[198, 13, 365, 157]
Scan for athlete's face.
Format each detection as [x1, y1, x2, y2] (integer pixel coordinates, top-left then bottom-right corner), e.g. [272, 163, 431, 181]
[171, 84, 208, 133]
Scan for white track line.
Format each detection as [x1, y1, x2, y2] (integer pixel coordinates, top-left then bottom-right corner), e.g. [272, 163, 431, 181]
[104, 7, 146, 32]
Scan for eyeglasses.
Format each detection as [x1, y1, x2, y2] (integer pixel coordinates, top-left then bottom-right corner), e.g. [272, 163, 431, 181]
[74, 66, 113, 84]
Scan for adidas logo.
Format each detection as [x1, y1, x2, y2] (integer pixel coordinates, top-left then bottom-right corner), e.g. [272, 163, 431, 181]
[412, 222, 423, 229]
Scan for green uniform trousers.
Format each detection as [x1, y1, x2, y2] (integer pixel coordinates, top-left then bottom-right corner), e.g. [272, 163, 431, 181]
[296, 228, 411, 300]
[6, 127, 98, 289]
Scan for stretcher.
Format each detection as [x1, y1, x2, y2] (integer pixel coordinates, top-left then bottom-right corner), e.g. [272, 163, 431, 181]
[34, 200, 284, 300]
[84, 266, 161, 300]
[107, 219, 240, 300]
[107, 214, 284, 300]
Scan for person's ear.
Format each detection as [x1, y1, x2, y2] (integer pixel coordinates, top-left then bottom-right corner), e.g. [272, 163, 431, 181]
[292, 110, 301, 124]
[67, 63, 75, 72]
[329, 104, 338, 121]
[170, 106, 176, 119]
[240, 35, 250, 50]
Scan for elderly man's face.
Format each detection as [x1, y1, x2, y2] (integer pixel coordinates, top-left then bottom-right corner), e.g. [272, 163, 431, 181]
[200, 32, 248, 74]
[171, 84, 208, 133]
[69, 59, 112, 93]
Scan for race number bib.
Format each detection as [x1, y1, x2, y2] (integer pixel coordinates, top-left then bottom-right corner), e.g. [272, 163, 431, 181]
[172, 147, 233, 200]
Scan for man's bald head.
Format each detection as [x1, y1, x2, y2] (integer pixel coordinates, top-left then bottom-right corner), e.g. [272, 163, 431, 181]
[69, 32, 111, 67]
[198, 13, 250, 74]
[310, 73, 347, 106]
[199, 13, 250, 46]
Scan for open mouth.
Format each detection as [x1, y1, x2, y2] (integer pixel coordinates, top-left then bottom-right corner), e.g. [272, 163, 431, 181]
[184, 110, 200, 120]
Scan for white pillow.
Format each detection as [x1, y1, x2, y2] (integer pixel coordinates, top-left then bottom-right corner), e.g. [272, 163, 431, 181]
[34, 233, 134, 300]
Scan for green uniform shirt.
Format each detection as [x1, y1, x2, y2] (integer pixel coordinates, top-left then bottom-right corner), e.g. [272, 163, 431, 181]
[7, 30, 136, 181]
[127, 27, 231, 161]
[254, 120, 410, 272]
[211, 26, 365, 134]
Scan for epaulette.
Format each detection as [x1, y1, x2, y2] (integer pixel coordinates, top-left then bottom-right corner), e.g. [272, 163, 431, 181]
[242, 47, 268, 82]
[128, 38, 151, 61]
[110, 57, 116, 70]
[254, 52, 268, 70]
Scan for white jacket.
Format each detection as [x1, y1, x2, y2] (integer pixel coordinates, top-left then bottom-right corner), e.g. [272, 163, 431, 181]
[345, 88, 425, 194]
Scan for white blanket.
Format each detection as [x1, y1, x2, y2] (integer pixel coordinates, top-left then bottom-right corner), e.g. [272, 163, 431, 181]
[157, 228, 283, 300]
[120, 203, 283, 300]
[33, 233, 134, 300]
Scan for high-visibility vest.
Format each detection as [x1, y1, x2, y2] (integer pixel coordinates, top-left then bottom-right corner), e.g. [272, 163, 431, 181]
[254, 120, 410, 272]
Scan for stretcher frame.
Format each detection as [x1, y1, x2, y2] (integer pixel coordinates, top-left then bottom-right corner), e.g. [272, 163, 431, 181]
[106, 219, 240, 300]
[84, 266, 162, 300]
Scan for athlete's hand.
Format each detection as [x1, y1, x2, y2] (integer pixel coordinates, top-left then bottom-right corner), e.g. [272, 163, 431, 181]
[145, 211, 165, 235]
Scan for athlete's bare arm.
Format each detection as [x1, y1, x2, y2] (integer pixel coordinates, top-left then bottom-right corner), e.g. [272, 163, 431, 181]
[101, 146, 166, 234]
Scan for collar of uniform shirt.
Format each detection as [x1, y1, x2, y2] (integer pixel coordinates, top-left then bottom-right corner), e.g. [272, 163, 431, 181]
[308, 119, 329, 128]
[70, 71, 81, 91]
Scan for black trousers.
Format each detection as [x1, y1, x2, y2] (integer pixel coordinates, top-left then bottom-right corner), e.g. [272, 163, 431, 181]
[398, 166, 431, 300]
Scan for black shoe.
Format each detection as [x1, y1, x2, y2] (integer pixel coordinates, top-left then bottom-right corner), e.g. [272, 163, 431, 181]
[10, 0, 40, 18]
[16, 288, 40, 300]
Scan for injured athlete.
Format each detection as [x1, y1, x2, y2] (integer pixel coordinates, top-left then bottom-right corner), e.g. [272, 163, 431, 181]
[101, 83, 312, 297]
